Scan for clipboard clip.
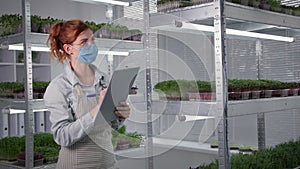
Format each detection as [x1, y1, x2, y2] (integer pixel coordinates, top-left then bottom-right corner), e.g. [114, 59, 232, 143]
[99, 76, 107, 89]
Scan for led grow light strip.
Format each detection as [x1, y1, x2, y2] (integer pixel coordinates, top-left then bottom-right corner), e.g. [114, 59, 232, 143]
[8, 44, 50, 52]
[175, 21, 294, 42]
[92, 0, 130, 6]
[98, 50, 129, 56]
[8, 44, 130, 56]
[2, 108, 48, 114]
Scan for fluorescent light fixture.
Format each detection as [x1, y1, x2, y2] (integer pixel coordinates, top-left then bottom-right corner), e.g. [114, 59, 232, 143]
[175, 21, 294, 42]
[8, 44, 130, 55]
[4, 108, 48, 114]
[98, 50, 129, 56]
[8, 44, 50, 52]
[92, 0, 130, 6]
[178, 115, 214, 122]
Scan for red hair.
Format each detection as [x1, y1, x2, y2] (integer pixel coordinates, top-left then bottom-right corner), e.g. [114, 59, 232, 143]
[47, 19, 92, 63]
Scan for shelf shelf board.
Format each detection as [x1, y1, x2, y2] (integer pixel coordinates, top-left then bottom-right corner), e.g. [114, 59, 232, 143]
[0, 33, 143, 52]
[0, 99, 46, 113]
[16, 63, 51, 67]
[0, 62, 15, 66]
[151, 2, 300, 31]
[152, 96, 300, 117]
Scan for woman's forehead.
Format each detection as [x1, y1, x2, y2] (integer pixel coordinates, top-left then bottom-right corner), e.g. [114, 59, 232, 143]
[76, 29, 93, 40]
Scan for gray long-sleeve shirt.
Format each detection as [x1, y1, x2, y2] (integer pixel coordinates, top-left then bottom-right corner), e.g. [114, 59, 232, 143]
[44, 61, 110, 147]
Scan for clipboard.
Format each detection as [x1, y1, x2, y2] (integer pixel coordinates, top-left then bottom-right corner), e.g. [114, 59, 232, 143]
[96, 67, 140, 124]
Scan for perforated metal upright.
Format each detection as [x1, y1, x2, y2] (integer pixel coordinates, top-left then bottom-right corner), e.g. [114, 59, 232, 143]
[143, 0, 154, 169]
[22, 0, 35, 168]
[256, 40, 266, 151]
[214, 0, 230, 168]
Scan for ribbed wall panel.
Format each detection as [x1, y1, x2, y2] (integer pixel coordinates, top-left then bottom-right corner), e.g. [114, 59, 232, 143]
[158, 33, 300, 83]
[262, 36, 300, 82]
[226, 39, 258, 80]
[158, 31, 214, 82]
[124, 0, 157, 20]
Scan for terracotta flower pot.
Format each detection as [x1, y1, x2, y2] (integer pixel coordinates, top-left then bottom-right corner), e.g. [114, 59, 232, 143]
[229, 92, 242, 100]
[241, 91, 250, 100]
[261, 90, 273, 98]
[250, 90, 261, 99]
[272, 89, 289, 97]
[16, 152, 44, 167]
[288, 88, 299, 96]
[117, 140, 130, 150]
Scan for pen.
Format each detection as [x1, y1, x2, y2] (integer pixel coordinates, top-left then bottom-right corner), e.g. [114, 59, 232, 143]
[87, 93, 97, 97]
[87, 76, 107, 97]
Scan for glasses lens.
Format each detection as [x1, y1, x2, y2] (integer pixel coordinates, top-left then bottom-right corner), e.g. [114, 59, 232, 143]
[85, 36, 95, 46]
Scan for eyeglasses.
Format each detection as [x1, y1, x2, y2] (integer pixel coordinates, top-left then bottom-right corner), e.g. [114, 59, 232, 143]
[72, 35, 95, 48]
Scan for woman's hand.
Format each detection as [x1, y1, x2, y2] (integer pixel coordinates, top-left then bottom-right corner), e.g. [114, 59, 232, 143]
[90, 89, 107, 118]
[115, 101, 130, 120]
[98, 89, 107, 106]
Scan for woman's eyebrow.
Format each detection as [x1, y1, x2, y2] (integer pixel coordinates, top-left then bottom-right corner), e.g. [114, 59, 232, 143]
[79, 37, 88, 43]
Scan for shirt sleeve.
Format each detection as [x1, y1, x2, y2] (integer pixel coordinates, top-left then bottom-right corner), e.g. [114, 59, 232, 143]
[43, 81, 94, 147]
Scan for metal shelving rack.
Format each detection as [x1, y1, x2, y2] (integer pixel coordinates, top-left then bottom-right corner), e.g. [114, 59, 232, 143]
[0, 1, 143, 168]
[2, 0, 300, 168]
[0, 33, 143, 54]
[150, 1, 300, 169]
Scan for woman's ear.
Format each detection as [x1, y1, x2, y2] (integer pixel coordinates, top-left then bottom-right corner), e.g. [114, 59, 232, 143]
[63, 44, 72, 56]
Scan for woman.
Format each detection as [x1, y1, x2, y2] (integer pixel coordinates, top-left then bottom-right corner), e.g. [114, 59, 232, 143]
[44, 19, 130, 169]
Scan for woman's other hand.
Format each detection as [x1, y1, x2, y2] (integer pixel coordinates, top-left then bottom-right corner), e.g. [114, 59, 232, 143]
[115, 101, 130, 120]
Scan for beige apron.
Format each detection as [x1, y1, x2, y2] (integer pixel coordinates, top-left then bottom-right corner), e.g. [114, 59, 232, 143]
[56, 85, 116, 169]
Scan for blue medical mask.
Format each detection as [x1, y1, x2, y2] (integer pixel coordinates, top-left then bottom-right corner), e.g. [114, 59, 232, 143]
[76, 44, 98, 64]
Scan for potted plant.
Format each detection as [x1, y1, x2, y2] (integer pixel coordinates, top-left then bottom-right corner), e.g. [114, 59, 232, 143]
[228, 79, 251, 100]
[12, 81, 25, 99]
[269, 0, 282, 13]
[286, 82, 299, 96]
[31, 15, 42, 33]
[0, 14, 22, 37]
[238, 145, 258, 154]
[16, 151, 44, 167]
[249, 0, 260, 8]
[293, 6, 300, 16]
[85, 21, 99, 33]
[0, 136, 23, 161]
[281, 5, 294, 15]
[110, 25, 123, 40]
[196, 80, 215, 101]
[246, 80, 262, 99]
[157, 0, 180, 12]
[0, 82, 15, 98]
[18, 51, 38, 63]
[117, 139, 130, 150]
[259, 79, 274, 98]
[119, 26, 130, 40]
[98, 24, 111, 39]
[33, 81, 50, 99]
[270, 81, 289, 97]
[192, 80, 209, 101]
[127, 132, 143, 148]
[130, 29, 143, 41]
[35, 146, 59, 164]
[39, 16, 63, 34]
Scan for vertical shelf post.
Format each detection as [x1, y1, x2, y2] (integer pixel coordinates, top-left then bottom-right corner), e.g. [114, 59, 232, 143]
[256, 40, 263, 79]
[214, 0, 230, 168]
[257, 113, 266, 150]
[144, 0, 153, 169]
[22, 0, 34, 168]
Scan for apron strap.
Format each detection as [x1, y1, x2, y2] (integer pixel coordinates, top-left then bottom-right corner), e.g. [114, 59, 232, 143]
[74, 84, 84, 97]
